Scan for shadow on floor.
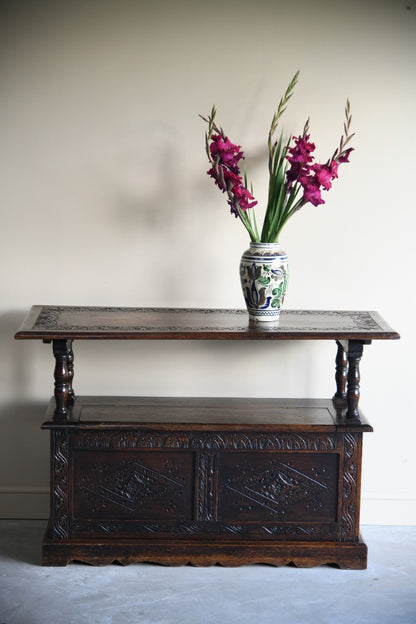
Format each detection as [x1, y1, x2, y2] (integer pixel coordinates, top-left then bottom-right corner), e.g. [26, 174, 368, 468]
[0, 519, 47, 566]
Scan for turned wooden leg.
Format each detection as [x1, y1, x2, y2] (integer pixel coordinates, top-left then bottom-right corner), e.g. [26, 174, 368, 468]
[67, 340, 75, 406]
[333, 340, 348, 407]
[346, 341, 364, 419]
[52, 340, 74, 420]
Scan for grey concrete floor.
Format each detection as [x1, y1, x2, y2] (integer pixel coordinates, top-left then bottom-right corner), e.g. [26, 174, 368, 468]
[0, 521, 415, 624]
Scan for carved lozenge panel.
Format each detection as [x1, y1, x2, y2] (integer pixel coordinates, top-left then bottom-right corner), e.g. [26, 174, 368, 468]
[73, 451, 194, 521]
[218, 452, 338, 523]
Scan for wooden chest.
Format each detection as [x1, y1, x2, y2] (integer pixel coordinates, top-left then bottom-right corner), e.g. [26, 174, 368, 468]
[42, 396, 371, 568]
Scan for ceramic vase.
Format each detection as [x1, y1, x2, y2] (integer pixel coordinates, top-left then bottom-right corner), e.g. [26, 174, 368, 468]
[239, 242, 289, 322]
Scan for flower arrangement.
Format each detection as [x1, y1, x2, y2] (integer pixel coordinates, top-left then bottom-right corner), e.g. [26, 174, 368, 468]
[201, 71, 354, 243]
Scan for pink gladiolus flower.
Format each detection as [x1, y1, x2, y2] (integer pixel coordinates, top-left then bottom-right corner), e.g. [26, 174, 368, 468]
[302, 179, 325, 206]
[329, 159, 339, 179]
[311, 163, 333, 191]
[230, 179, 257, 213]
[337, 148, 353, 163]
[287, 135, 316, 163]
[286, 134, 316, 188]
[201, 76, 354, 242]
[209, 134, 244, 172]
[207, 136, 257, 218]
[285, 129, 352, 209]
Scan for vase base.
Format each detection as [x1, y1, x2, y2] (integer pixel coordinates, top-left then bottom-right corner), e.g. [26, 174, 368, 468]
[248, 311, 281, 324]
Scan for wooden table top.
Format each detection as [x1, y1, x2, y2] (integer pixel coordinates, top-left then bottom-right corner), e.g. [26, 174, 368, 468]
[15, 306, 400, 341]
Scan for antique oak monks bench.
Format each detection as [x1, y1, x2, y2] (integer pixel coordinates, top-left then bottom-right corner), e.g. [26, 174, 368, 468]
[15, 307, 399, 568]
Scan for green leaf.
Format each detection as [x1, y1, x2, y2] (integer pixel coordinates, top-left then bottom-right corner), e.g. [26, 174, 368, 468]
[259, 277, 271, 286]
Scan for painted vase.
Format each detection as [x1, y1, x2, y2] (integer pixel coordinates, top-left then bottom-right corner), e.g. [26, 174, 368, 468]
[239, 242, 289, 322]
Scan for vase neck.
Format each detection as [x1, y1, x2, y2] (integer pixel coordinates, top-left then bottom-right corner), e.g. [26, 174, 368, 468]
[249, 242, 280, 251]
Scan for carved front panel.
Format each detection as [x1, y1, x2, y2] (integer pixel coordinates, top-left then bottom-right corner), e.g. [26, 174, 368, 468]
[45, 424, 365, 544]
[73, 451, 194, 521]
[218, 452, 338, 523]
[68, 446, 340, 540]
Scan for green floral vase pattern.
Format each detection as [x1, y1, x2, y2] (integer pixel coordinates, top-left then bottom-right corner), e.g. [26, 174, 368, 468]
[240, 242, 289, 322]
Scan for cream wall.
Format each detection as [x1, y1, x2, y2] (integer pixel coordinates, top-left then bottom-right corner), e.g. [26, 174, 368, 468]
[1, 0, 414, 524]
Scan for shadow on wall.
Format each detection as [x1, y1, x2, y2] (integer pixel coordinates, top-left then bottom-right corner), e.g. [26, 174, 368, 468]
[0, 401, 49, 483]
[1, 308, 325, 401]
[0, 312, 50, 502]
[1, 310, 34, 398]
[104, 117, 271, 309]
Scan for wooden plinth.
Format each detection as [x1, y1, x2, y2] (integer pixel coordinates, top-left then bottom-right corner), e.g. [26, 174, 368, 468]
[42, 535, 368, 569]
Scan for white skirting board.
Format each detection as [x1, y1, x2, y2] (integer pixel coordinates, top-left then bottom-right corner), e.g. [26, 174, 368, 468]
[360, 495, 416, 526]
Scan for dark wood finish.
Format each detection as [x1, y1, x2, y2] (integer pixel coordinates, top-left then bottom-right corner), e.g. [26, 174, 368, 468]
[41, 397, 370, 568]
[334, 340, 367, 419]
[345, 341, 364, 419]
[15, 307, 399, 341]
[67, 341, 75, 406]
[333, 340, 348, 405]
[15, 306, 400, 421]
[52, 340, 73, 419]
[42, 396, 373, 432]
[41, 536, 368, 569]
[14, 307, 399, 568]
